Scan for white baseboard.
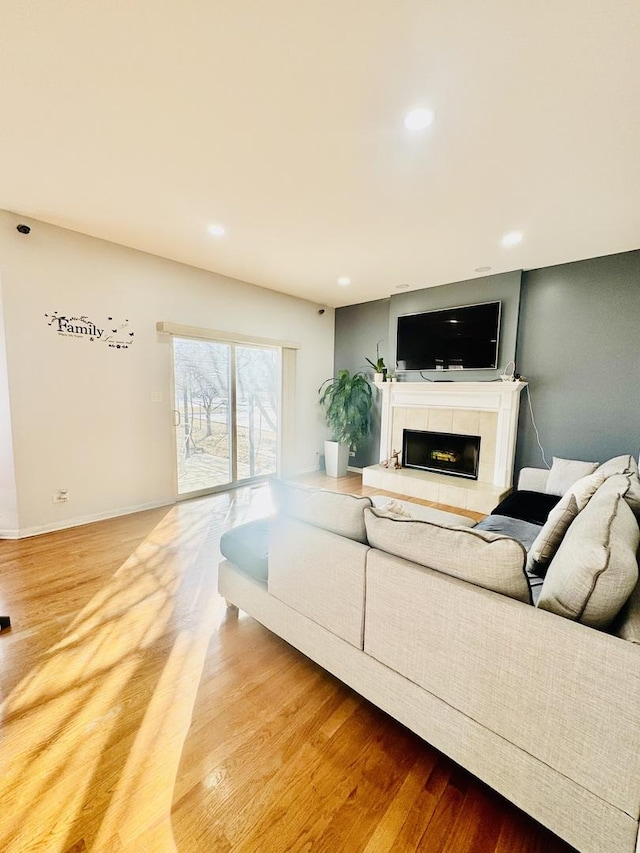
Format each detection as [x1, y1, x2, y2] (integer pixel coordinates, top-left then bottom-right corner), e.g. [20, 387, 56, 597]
[0, 527, 20, 540]
[1, 499, 176, 540]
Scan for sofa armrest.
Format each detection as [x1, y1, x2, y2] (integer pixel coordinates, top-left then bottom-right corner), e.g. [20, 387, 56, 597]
[518, 467, 550, 492]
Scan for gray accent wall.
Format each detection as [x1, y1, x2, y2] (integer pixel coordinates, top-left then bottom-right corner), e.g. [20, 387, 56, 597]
[334, 297, 390, 469]
[335, 249, 640, 476]
[515, 249, 640, 471]
[389, 269, 522, 382]
[335, 271, 521, 468]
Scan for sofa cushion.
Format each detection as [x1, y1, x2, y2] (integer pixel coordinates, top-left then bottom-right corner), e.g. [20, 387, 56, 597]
[268, 517, 369, 649]
[474, 514, 545, 604]
[597, 454, 640, 514]
[490, 490, 561, 525]
[270, 478, 372, 543]
[545, 456, 599, 496]
[526, 471, 606, 577]
[364, 507, 531, 603]
[220, 518, 269, 582]
[537, 490, 640, 629]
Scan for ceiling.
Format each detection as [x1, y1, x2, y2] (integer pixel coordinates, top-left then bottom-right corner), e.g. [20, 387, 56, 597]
[1, 1, 639, 309]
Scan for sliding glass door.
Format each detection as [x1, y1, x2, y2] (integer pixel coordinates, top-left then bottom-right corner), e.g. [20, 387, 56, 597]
[236, 345, 279, 481]
[172, 337, 279, 497]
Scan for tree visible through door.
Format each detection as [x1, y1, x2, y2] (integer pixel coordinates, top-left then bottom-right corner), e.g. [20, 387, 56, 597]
[173, 337, 279, 496]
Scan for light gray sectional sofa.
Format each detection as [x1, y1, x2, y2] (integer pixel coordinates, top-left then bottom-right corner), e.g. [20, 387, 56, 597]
[218, 458, 640, 853]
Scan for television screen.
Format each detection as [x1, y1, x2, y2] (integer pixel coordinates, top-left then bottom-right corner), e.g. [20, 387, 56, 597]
[396, 301, 501, 371]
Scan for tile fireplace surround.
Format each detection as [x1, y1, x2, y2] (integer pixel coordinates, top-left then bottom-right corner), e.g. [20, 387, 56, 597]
[362, 380, 527, 514]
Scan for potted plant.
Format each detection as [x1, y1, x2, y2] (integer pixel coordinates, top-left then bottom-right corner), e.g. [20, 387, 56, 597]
[365, 341, 386, 382]
[318, 369, 373, 477]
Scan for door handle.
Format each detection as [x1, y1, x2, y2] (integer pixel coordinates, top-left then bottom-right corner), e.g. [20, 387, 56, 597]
[173, 409, 181, 427]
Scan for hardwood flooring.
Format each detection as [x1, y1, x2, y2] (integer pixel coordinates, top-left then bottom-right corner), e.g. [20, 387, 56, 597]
[0, 476, 576, 852]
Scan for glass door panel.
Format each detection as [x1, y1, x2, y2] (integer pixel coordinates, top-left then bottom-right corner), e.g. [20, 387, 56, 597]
[236, 346, 278, 481]
[172, 338, 279, 497]
[173, 337, 231, 495]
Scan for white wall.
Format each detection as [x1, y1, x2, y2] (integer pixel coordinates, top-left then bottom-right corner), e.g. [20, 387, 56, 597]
[0, 210, 334, 535]
[0, 266, 19, 533]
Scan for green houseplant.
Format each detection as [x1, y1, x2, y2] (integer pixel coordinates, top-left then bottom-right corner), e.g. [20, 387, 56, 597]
[318, 369, 373, 477]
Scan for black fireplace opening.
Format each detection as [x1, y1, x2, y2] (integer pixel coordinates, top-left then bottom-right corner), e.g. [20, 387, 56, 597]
[402, 429, 481, 480]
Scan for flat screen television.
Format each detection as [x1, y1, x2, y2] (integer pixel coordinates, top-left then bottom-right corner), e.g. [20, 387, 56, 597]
[396, 301, 501, 371]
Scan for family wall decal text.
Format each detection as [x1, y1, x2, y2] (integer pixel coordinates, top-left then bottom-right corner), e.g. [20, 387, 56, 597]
[45, 312, 135, 349]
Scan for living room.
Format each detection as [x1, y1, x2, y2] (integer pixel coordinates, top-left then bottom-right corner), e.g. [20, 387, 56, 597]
[1, 3, 640, 852]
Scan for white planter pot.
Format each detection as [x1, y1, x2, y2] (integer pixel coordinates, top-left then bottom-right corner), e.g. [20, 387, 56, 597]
[374, 372, 384, 383]
[324, 440, 350, 477]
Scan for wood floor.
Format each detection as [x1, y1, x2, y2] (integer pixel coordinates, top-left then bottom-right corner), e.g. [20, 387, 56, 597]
[0, 475, 576, 852]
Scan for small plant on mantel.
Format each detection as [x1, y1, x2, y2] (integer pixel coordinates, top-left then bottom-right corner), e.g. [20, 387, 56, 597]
[365, 341, 386, 377]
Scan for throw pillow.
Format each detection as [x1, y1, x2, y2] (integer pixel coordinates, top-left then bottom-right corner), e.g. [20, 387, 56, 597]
[597, 454, 640, 515]
[527, 471, 605, 577]
[490, 490, 561, 525]
[270, 478, 372, 543]
[568, 470, 606, 506]
[614, 579, 640, 645]
[526, 495, 579, 577]
[537, 490, 640, 629]
[597, 453, 636, 478]
[545, 456, 599, 497]
[364, 507, 531, 603]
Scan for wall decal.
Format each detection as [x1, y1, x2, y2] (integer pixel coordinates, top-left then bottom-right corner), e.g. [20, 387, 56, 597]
[45, 312, 135, 349]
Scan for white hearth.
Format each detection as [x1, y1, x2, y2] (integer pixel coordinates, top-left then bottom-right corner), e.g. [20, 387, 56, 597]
[362, 380, 526, 514]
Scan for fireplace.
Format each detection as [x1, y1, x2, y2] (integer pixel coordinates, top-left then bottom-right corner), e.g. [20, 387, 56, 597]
[363, 381, 525, 512]
[402, 429, 481, 480]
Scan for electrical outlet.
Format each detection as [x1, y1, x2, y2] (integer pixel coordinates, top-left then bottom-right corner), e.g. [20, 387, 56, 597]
[151, 391, 163, 403]
[53, 489, 69, 503]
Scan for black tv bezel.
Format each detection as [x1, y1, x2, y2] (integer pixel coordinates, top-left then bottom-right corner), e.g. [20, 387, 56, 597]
[395, 300, 502, 372]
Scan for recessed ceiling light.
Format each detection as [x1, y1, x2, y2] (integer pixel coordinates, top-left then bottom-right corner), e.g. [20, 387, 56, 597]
[404, 107, 435, 131]
[475, 266, 492, 273]
[337, 277, 351, 286]
[207, 224, 226, 237]
[501, 231, 523, 247]
[395, 284, 410, 290]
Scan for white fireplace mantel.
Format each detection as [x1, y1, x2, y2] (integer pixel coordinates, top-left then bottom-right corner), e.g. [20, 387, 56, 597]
[370, 380, 526, 507]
